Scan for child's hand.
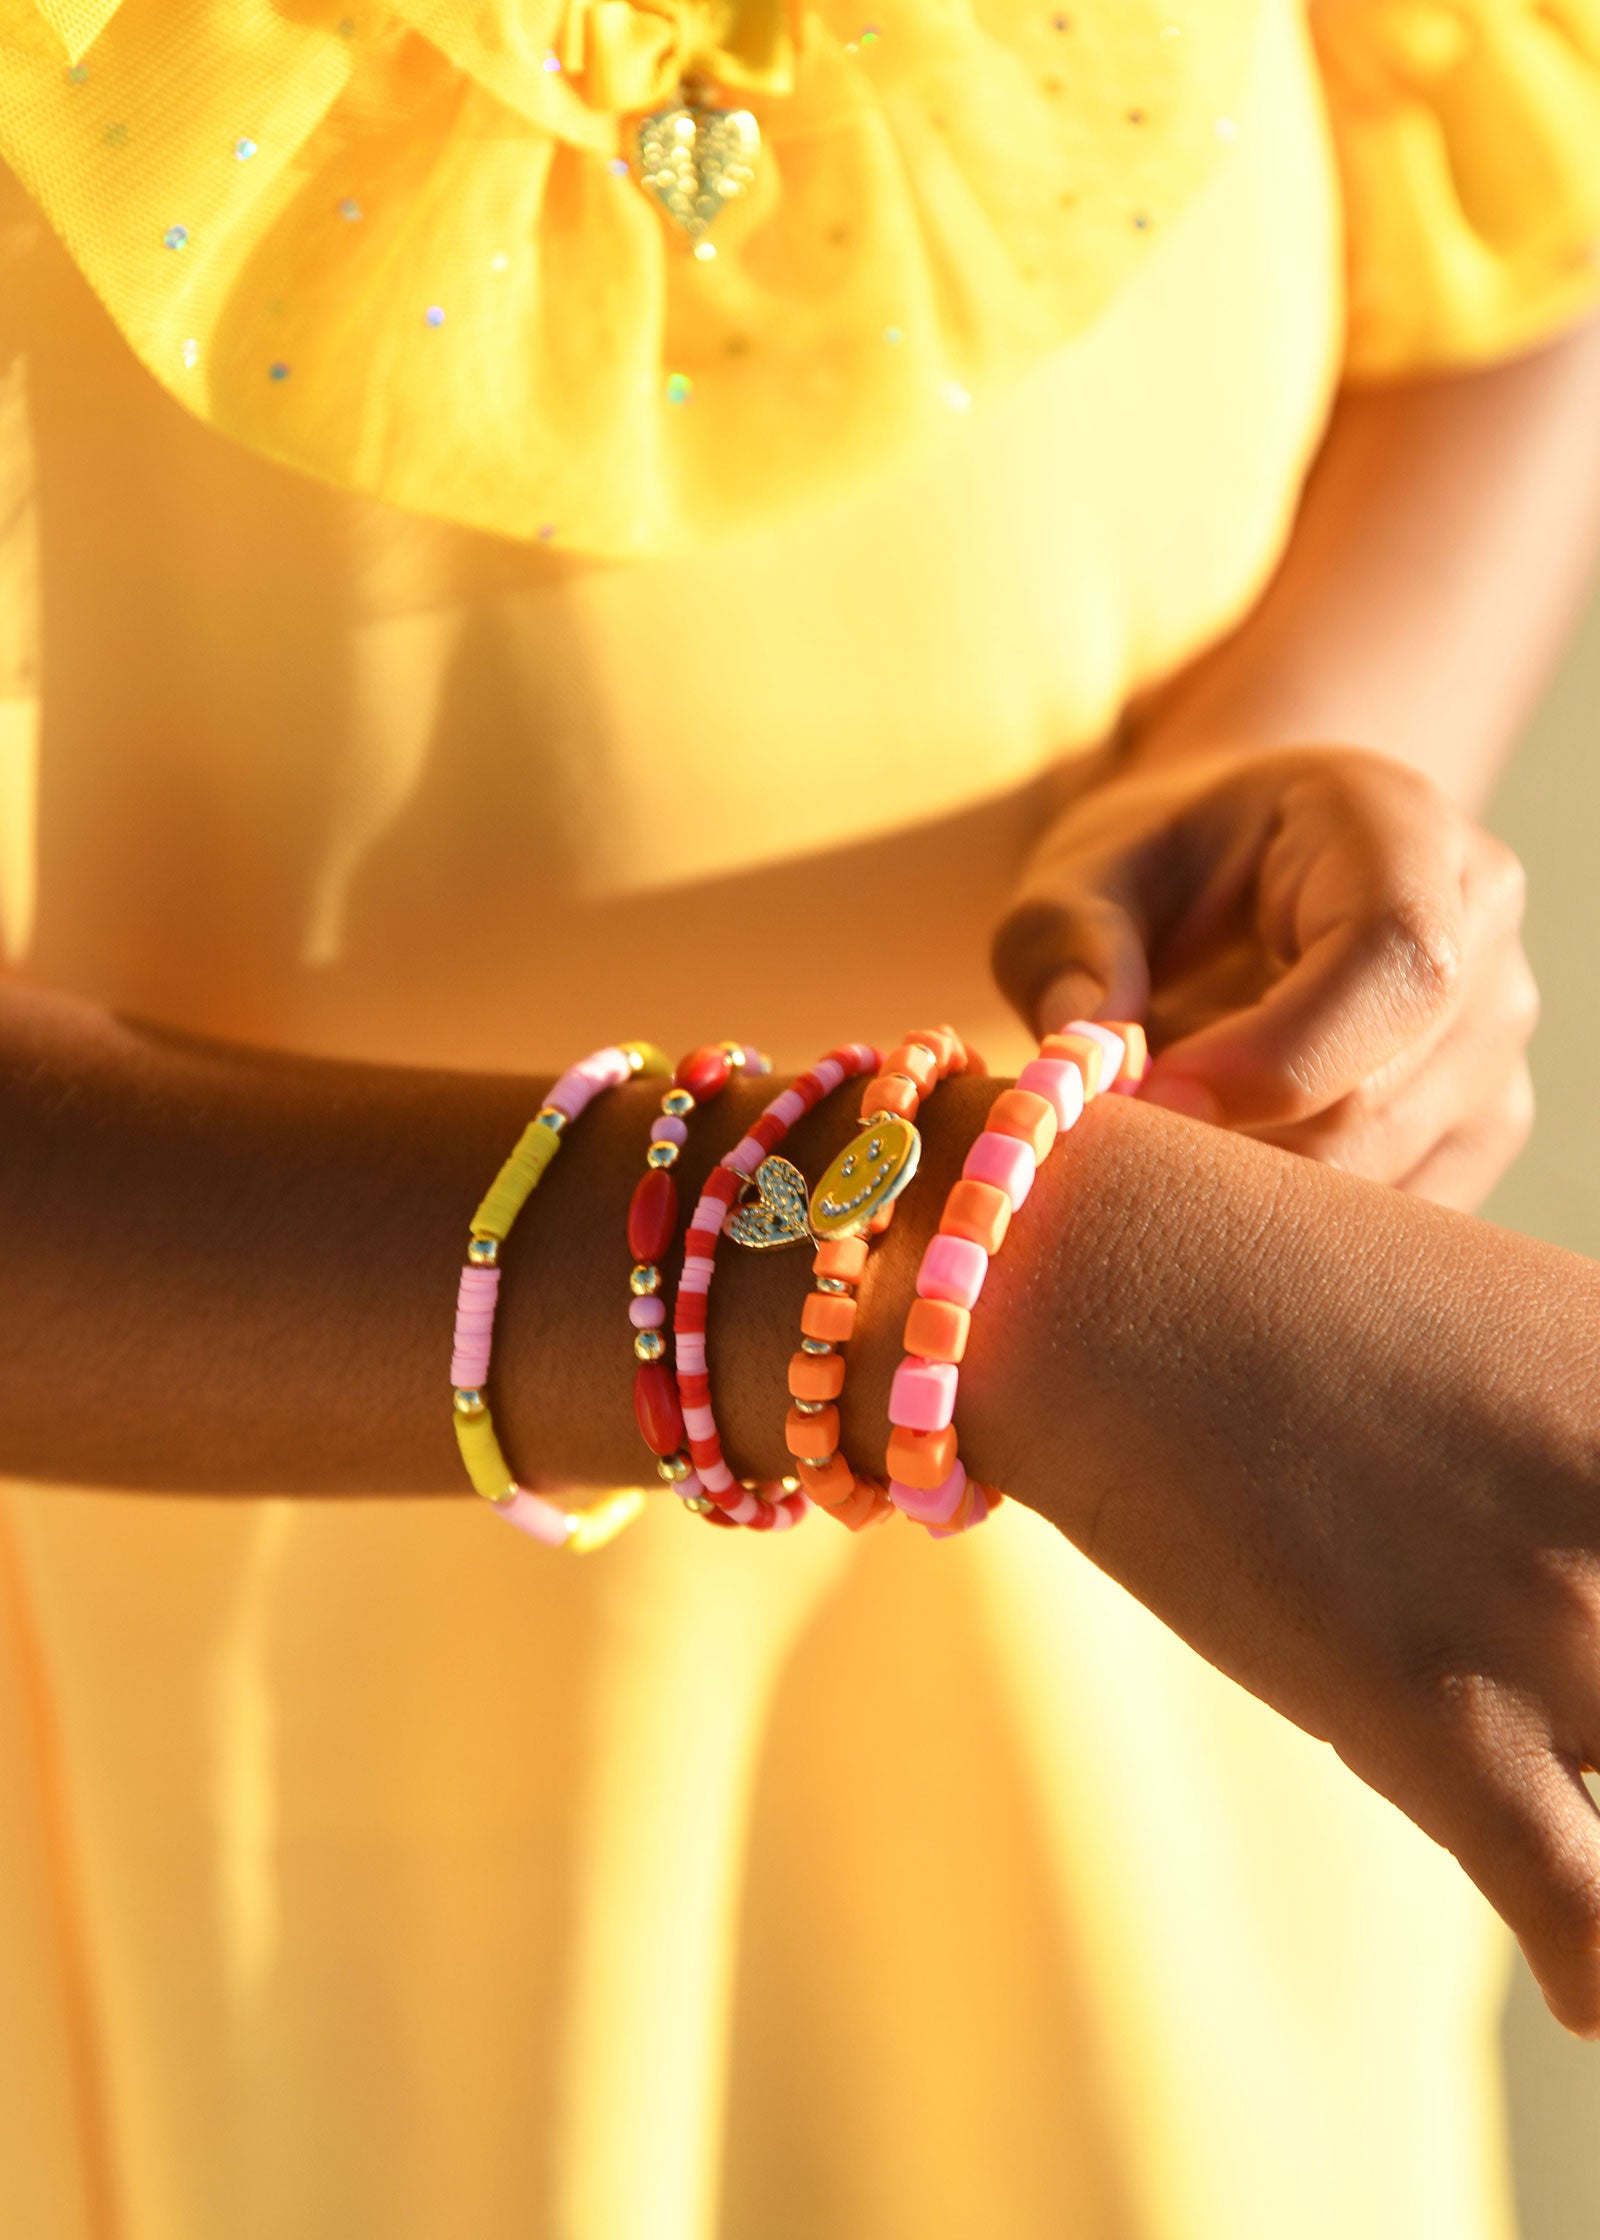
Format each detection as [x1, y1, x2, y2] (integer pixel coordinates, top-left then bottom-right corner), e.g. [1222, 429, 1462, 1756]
[991, 744, 1537, 1208]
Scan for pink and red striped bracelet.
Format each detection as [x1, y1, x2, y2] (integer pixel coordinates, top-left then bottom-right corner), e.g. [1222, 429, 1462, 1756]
[884, 1018, 1148, 1537]
[673, 1041, 881, 1528]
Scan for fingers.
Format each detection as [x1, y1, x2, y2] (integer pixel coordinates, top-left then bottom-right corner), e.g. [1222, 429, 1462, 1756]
[1141, 768, 1477, 1130]
[991, 888, 1153, 1040]
[1353, 1682, 1600, 2040]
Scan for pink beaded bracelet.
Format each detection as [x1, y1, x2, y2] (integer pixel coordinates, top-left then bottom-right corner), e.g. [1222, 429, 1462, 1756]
[883, 1018, 1148, 1537]
[450, 1038, 669, 1553]
[673, 1041, 881, 1527]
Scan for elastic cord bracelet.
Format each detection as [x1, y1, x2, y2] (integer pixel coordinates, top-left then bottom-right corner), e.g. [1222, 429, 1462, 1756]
[789, 1025, 979, 1533]
[624, 1039, 780, 1527]
[884, 1018, 1148, 1537]
[674, 1041, 881, 1525]
[450, 1039, 669, 1553]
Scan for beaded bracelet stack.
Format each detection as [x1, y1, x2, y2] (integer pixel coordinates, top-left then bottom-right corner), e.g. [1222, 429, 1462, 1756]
[449, 1020, 1149, 1553]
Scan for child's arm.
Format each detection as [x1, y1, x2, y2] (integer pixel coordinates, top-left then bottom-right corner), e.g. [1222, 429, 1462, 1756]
[994, 315, 1600, 1208]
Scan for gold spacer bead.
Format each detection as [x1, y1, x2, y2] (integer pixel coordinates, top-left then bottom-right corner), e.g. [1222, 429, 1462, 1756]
[794, 1398, 826, 1416]
[800, 1454, 833, 1472]
[630, 1263, 661, 1296]
[718, 1041, 747, 1072]
[467, 1237, 500, 1265]
[453, 1388, 485, 1417]
[657, 1451, 692, 1485]
[634, 1329, 666, 1362]
[683, 1493, 714, 1515]
[781, 1475, 801, 1495]
[800, 1337, 833, 1355]
[534, 1105, 567, 1133]
[625, 1047, 647, 1074]
[662, 1087, 695, 1118]
[646, 1140, 680, 1169]
[816, 1276, 853, 1296]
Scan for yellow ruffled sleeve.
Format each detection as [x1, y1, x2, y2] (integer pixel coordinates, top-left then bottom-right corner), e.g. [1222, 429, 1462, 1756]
[0, 0, 1262, 556]
[1313, 0, 1600, 376]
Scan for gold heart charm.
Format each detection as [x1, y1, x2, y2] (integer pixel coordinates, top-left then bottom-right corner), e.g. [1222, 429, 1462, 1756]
[726, 1155, 813, 1250]
[634, 100, 761, 245]
[809, 1115, 921, 1240]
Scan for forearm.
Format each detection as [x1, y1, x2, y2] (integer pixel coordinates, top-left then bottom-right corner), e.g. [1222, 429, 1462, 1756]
[1122, 316, 1600, 811]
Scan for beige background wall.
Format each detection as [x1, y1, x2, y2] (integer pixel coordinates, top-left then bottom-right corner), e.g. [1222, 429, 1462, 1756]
[1483, 582, 1600, 2233]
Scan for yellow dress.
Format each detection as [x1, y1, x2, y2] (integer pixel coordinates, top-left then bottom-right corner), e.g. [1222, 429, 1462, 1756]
[0, 3, 1597, 2234]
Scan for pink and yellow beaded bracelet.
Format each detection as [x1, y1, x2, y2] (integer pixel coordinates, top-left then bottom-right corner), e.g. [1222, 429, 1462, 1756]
[450, 1039, 668, 1553]
[884, 1018, 1148, 1537]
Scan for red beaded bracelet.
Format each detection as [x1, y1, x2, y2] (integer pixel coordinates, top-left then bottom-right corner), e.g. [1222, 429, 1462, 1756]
[884, 1018, 1148, 1536]
[789, 1024, 980, 1532]
[624, 1040, 777, 1525]
[673, 1042, 880, 1524]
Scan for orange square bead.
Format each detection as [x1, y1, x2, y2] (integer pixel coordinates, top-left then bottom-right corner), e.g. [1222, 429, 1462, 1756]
[786, 1402, 840, 1458]
[940, 1178, 1011, 1253]
[1039, 1031, 1104, 1097]
[985, 1088, 1058, 1162]
[861, 1075, 918, 1121]
[832, 1477, 895, 1532]
[902, 1297, 970, 1364]
[812, 1235, 868, 1283]
[789, 1348, 846, 1401]
[887, 1422, 959, 1489]
[797, 1453, 855, 1506]
[907, 1026, 960, 1071]
[885, 1042, 940, 1092]
[801, 1290, 858, 1343]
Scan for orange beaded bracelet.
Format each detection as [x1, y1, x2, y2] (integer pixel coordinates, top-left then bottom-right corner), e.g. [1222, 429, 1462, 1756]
[785, 1024, 981, 1531]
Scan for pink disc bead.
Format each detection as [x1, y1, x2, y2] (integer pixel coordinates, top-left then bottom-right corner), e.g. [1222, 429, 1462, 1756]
[1062, 1019, 1126, 1085]
[961, 1128, 1037, 1208]
[890, 1356, 959, 1432]
[450, 1264, 500, 1387]
[915, 1233, 988, 1310]
[495, 1489, 581, 1548]
[650, 1113, 689, 1145]
[1015, 1056, 1085, 1132]
[628, 1295, 666, 1329]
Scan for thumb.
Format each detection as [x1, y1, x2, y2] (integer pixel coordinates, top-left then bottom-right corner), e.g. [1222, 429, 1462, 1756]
[990, 886, 1152, 1040]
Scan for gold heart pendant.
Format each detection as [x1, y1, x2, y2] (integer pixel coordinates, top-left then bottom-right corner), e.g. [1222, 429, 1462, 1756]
[634, 100, 761, 245]
[726, 1155, 813, 1250]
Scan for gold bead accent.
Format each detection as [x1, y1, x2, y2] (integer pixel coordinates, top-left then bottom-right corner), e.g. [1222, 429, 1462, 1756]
[683, 1493, 714, 1515]
[794, 1398, 826, 1416]
[816, 1276, 852, 1296]
[625, 1047, 647, 1074]
[657, 1452, 692, 1485]
[800, 1454, 832, 1471]
[800, 1337, 833, 1356]
[646, 1141, 680, 1169]
[781, 1474, 801, 1495]
[467, 1236, 500, 1265]
[534, 1105, 567, 1133]
[718, 1041, 747, 1072]
[453, 1388, 485, 1417]
[662, 1087, 695, 1118]
[630, 1263, 661, 1296]
[634, 1329, 666, 1362]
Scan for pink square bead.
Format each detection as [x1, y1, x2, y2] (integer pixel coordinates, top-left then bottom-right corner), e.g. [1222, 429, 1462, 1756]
[962, 1128, 1037, 1208]
[890, 1357, 959, 1431]
[915, 1233, 988, 1309]
[1016, 1057, 1085, 1131]
[1062, 1019, 1127, 1088]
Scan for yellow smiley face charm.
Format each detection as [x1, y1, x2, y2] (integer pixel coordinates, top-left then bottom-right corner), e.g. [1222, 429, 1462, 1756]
[808, 1115, 921, 1240]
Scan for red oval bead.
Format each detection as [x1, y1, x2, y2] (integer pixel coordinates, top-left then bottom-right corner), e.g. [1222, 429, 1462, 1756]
[627, 1168, 679, 1263]
[633, 1361, 685, 1456]
[673, 1043, 733, 1101]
